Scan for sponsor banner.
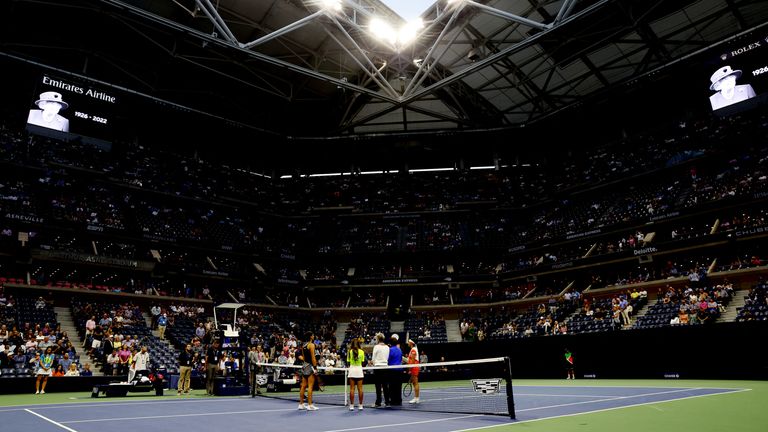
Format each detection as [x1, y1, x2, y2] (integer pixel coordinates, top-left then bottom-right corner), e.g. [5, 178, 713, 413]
[734, 226, 768, 237]
[5, 213, 44, 224]
[87, 224, 124, 232]
[33, 249, 154, 271]
[649, 212, 680, 222]
[202, 270, 230, 277]
[633, 246, 659, 256]
[566, 229, 601, 240]
[277, 278, 300, 285]
[508, 245, 526, 253]
[382, 278, 418, 284]
[551, 261, 574, 270]
[142, 233, 177, 243]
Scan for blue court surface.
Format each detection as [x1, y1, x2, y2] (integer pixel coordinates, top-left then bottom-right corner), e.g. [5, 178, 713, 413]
[0, 385, 746, 432]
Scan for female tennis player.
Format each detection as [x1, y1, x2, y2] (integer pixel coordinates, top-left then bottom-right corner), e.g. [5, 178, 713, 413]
[347, 337, 365, 411]
[407, 339, 420, 404]
[298, 331, 319, 411]
[34, 347, 55, 394]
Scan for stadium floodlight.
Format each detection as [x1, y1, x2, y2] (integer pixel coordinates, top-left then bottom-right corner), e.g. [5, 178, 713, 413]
[320, 0, 342, 12]
[398, 18, 424, 45]
[370, 17, 425, 47]
[370, 18, 398, 45]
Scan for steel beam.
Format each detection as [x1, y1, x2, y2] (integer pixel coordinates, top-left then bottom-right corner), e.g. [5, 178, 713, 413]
[466, 0, 549, 30]
[241, 10, 324, 50]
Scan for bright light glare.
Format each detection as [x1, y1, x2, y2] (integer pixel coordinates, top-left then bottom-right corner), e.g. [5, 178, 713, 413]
[398, 18, 424, 44]
[370, 18, 397, 45]
[320, 0, 342, 11]
[370, 17, 424, 47]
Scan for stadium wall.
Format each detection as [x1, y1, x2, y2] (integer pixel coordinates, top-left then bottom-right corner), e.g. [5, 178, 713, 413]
[419, 321, 768, 380]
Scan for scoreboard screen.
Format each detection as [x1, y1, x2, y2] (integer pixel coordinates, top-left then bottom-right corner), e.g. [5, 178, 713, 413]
[26, 74, 120, 145]
[703, 33, 768, 113]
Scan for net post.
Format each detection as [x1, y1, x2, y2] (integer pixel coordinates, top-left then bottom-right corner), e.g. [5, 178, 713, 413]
[504, 356, 516, 419]
[344, 367, 349, 407]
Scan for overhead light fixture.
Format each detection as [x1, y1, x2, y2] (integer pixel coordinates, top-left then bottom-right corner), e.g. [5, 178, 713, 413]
[320, 0, 342, 12]
[398, 18, 424, 45]
[370, 18, 397, 45]
[370, 17, 425, 47]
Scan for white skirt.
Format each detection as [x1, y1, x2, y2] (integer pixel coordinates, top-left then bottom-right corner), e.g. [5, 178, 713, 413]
[36, 368, 52, 376]
[347, 365, 364, 379]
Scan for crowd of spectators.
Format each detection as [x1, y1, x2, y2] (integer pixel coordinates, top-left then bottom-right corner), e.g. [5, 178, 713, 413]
[0, 292, 91, 380]
[634, 282, 732, 328]
[736, 280, 768, 321]
[0, 111, 764, 256]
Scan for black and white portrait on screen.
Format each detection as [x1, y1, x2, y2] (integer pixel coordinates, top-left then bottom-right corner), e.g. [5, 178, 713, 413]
[27, 91, 70, 132]
[709, 65, 756, 111]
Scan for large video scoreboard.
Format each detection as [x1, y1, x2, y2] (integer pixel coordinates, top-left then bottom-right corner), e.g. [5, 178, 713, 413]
[26, 74, 120, 146]
[702, 32, 768, 113]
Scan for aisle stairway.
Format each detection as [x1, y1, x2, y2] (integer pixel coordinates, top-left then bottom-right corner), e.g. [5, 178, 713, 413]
[391, 321, 404, 341]
[445, 319, 462, 342]
[54, 307, 102, 376]
[629, 298, 657, 325]
[717, 290, 748, 322]
[335, 321, 348, 347]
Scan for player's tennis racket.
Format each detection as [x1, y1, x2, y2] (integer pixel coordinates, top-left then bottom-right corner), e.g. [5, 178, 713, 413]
[402, 376, 412, 398]
[315, 373, 325, 392]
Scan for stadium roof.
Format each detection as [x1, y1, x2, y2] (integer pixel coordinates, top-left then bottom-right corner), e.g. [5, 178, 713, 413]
[1, 0, 767, 137]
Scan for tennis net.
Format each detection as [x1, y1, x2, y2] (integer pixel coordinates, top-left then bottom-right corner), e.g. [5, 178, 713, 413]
[250, 357, 515, 418]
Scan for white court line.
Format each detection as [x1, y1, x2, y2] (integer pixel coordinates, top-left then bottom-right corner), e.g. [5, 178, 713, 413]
[319, 414, 484, 432]
[514, 384, 740, 390]
[0, 396, 248, 412]
[517, 387, 705, 412]
[24, 409, 80, 432]
[447, 388, 751, 432]
[62, 406, 347, 424]
[339, 388, 720, 406]
[515, 393, 627, 398]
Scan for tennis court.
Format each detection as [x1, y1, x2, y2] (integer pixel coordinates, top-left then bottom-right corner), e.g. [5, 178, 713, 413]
[0, 381, 752, 432]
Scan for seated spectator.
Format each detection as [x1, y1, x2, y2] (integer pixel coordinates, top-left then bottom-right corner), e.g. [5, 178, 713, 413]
[35, 296, 47, 310]
[52, 364, 66, 377]
[106, 349, 119, 375]
[64, 363, 80, 376]
[59, 353, 72, 371]
[80, 363, 93, 377]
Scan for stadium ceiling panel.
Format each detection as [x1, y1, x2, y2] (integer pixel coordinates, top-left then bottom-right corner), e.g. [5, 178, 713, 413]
[1, 0, 765, 136]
